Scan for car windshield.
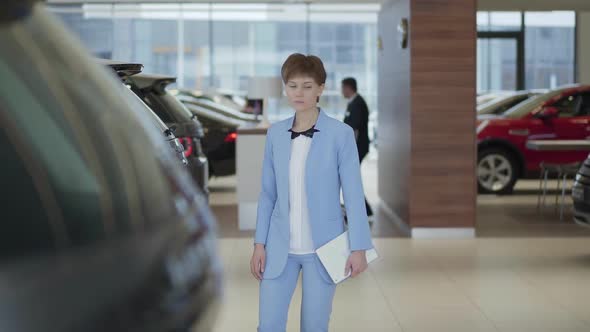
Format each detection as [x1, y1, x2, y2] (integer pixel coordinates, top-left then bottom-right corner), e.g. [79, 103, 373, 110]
[159, 92, 195, 121]
[477, 93, 530, 115]
[502, 88, 572, 119]
[122, 85, 171, 138]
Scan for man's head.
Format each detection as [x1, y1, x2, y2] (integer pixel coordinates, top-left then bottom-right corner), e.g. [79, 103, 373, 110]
[341, 77, 357, 99]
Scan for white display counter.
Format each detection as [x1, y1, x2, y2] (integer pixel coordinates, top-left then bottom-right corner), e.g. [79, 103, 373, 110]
[236, 124, 269, 230]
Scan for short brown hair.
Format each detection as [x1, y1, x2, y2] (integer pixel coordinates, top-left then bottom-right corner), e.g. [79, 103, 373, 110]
[281, 53, 326, 85]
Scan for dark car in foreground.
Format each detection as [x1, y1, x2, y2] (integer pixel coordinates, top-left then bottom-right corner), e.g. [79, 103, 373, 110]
[0, 2, 221, 331]
[573, 157, 590, 227]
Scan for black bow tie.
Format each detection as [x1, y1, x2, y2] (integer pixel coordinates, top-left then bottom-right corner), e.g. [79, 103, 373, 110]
[289, 126, 320, 139]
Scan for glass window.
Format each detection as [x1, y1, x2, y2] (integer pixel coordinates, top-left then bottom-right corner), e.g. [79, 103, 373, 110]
[579, 92, 590, 115]
[183, 20, 210, 90]
[477, 38, 517, 92]
[554, 94, 581, 117]
[525, 11, 575, 89]
[48, 3, 379, 121]
[493, 95, 530, 115]
[477, 11, 521, 31]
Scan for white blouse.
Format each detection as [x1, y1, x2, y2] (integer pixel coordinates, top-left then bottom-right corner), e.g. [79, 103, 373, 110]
[288, 134, 315, 255]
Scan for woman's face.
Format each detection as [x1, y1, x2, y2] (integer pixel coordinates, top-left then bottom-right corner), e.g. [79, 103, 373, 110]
[285, 76, 325, 112]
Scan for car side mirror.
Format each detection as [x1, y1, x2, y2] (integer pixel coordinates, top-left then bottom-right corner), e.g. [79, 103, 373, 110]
[537, 106, 559, 119]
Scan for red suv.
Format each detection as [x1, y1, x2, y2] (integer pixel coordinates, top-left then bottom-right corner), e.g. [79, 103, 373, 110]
[477, 84, 590, 194]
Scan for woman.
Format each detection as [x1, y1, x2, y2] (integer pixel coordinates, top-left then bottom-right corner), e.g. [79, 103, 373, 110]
[250, 53, 374, 332]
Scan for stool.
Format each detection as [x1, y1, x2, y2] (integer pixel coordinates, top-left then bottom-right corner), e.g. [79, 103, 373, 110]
[537, 161, 582, 221]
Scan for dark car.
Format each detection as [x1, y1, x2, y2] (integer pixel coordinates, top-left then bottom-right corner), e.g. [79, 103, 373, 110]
[0, 2, 221, 331]
[100, 60, 189, 167]
[174, 89, 258, 122]
[126, 74, 209, 192]
[174, 92, 246, 177]
[573, 157, 590, 227]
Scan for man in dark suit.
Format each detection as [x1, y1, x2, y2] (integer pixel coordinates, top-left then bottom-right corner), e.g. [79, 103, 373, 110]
[341, 77, 374, 221]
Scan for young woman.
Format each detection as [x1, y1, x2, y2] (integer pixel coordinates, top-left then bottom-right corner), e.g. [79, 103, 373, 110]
[250, 53, 374, 332]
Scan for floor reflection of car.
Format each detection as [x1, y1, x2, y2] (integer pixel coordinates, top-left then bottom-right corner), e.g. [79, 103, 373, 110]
[126, 74, 209, 194]
[100, 60, 189, 167]
[477, 84, 590, 194]
[477, 90, 546, 117]
[573, 157, 590, 227]
[174, 91, 246, 177]
[0, 3, 221, 331]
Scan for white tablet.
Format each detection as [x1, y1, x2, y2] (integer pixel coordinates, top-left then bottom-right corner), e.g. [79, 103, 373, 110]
[315, 231, 379, 284]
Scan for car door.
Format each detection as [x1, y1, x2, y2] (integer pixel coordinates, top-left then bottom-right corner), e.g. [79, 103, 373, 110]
[552, 93, 590, 138]
[545, 91, 590, 163]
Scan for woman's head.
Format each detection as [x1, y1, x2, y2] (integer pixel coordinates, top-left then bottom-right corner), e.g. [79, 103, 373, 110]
[281, 53, 326, 112]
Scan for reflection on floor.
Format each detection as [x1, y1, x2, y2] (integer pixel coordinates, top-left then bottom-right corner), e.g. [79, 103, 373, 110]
[478, 179, 590, 237]
[210, 237, 590, 332]
[206, 151, 590, 331]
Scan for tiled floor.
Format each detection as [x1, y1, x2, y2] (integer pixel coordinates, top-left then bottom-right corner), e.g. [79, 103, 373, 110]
[210, 237, 590, 332]
[207, 151, 590, 331]
[478, 179, 590, 237]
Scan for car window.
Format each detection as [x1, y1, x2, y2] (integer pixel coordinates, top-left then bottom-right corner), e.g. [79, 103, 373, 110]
[493, 95, 529, 115]
[0, 111, 56, 256]
[578, 92, 590, 116]
[0, 7, 180, 255]
[553, 94, 582, 118]
[503, 88, 573, 119]
[131, 87, 176, 123]
[0, 45, 109, 252]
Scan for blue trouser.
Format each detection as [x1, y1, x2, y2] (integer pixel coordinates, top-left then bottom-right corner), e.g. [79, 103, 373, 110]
[258, 253, 337, 332]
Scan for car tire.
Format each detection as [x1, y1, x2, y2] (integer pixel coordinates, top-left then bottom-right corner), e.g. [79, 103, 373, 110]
[477, 148, 518, 195]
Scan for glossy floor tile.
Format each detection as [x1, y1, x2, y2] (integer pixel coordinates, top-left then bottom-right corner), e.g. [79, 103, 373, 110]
[209, 237, 590, 332]
[207, 147, 590, 331]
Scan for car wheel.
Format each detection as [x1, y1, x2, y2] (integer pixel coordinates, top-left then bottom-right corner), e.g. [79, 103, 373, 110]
[477, 148, 518, 195]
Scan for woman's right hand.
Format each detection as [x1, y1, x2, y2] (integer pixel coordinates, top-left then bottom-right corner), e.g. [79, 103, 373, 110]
[250, 244, 266, 281]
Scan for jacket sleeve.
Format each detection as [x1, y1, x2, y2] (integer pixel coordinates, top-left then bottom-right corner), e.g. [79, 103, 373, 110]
[338, 126, 373, 251]
[254, 127, 277, 246]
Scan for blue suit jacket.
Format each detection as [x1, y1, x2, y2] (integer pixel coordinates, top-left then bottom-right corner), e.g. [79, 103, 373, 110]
[254, 109, 374, 283]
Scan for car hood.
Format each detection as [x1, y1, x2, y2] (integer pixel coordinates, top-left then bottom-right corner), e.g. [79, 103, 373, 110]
[477, 114, 501, 121]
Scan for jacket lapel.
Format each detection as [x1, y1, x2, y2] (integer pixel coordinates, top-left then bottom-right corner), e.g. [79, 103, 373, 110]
[304, 109, 326, 186]
[278, 116, 294, 221]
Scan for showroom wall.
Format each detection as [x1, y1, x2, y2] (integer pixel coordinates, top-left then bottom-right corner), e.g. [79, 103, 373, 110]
[378, 0, 476, 236]
[377, 0, 411, 226]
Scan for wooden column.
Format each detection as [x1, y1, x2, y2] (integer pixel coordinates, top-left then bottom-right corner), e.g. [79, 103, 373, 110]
[378, 0, 476, 237]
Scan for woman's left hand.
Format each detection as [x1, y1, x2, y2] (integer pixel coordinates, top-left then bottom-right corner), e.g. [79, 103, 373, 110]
[345, 250, 368, 278]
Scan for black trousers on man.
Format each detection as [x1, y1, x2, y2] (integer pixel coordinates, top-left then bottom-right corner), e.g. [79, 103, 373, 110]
[358, 148, 373, 217]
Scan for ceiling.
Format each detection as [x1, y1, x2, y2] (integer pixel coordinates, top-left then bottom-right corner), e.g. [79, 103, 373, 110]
[47, 0, 382, 4]
[479, 0, 590, 11]
[46, 0, 590, 11]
